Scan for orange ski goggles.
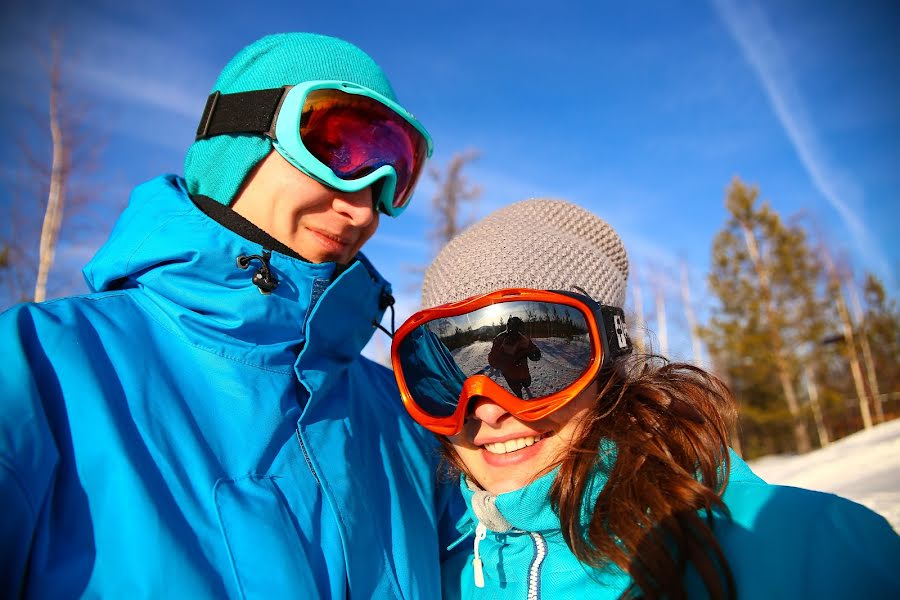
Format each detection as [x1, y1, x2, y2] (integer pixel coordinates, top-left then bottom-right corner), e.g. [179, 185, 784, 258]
[391, 289, 633, 435]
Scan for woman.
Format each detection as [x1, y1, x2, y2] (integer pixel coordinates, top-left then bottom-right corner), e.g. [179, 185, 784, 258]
[393, 199, 900, 599]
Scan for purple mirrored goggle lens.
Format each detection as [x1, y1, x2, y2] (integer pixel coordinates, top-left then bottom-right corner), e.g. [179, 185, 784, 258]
[300, 88, 429, 209]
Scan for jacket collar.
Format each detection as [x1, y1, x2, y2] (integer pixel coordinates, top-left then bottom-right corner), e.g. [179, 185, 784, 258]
[458, 465, 611, 535]
[457, 438, 617, 535]
[456, 445, 756, 536]
[83, 175, 391, 374]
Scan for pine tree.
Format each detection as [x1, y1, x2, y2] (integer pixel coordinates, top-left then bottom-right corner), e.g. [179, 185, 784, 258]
[704, 177, 834, 456]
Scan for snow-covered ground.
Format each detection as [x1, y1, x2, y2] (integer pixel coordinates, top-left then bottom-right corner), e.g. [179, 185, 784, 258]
[748, 418, 900, 532]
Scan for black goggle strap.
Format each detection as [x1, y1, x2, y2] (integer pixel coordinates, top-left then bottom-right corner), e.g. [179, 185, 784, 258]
[195, 87, 290, 140]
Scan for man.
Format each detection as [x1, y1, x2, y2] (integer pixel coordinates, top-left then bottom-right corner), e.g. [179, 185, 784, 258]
[1, 33, 457, 597]
[488, 316, 542, 397]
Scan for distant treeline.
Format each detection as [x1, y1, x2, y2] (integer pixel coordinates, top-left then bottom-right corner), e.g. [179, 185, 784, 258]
[439, 315, 588, 351]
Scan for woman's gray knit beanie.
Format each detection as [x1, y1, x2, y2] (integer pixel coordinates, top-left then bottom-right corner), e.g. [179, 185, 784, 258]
[421, 199, 628, 308]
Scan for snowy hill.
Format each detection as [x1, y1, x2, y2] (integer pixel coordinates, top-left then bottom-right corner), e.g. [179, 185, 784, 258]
[748, 418, 900, 532]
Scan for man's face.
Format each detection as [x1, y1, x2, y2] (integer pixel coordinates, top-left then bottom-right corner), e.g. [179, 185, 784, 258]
[508, 317, 523, 333]
[231, 150, 379, 264]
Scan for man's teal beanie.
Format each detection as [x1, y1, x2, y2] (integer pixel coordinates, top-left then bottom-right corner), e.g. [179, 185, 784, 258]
[184, 33, 397, 206]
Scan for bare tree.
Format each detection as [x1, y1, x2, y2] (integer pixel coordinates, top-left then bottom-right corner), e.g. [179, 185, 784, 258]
[652, 271, 669, 357]
[803, 366, 830, 447]
[629, 265, 647, 354]
[848, 279, 884, 423]
[822, 249, 873, 429]
[0, 31, 103, 308]
[680, 261, 705, 366]
[429, 150, 482, 250]
[401, 150, 482, 297]
[34, 35, 70, 302]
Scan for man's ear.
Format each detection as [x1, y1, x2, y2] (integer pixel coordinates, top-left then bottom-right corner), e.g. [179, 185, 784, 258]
[230, 150, 274, 208]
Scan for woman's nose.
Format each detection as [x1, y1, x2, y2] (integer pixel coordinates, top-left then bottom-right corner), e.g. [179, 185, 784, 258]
[471, 398, 511, 427]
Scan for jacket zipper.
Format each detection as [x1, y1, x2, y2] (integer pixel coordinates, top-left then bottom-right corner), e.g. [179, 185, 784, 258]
[296, 428, 321, 486]
[473, 524, 548, 598]
[526, 532, 547, 600]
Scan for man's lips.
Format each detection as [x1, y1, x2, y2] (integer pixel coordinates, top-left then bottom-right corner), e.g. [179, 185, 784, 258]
[309, 227, 353, 246]
[307, 227, 358, 255]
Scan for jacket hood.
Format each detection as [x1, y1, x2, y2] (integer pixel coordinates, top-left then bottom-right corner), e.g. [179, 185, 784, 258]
[83, 174, 391, 377]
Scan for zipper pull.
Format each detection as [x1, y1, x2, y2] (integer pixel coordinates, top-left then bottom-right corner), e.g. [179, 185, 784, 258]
[472, 522, 487, 588]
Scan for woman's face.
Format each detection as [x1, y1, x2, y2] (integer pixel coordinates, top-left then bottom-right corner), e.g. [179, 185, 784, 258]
[448, 381, 598, 494]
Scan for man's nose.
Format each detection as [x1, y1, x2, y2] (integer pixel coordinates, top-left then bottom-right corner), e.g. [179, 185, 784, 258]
[333, 186, 377, 227]
[471, 398, 511, 427]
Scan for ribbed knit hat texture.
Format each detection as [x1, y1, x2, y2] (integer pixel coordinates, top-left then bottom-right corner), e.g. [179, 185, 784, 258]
[422, 199, 629, 309]
[184, 33, 397, 205]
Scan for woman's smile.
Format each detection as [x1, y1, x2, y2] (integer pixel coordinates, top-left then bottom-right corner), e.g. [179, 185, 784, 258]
[479, 432, 552, 467]
[450, 383, 598, 494]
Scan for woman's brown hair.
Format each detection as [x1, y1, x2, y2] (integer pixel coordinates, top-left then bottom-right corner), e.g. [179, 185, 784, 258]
[441, 356, 738, 600]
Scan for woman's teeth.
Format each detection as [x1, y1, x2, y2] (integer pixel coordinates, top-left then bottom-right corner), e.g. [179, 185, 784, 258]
[483, 434, 547, 455]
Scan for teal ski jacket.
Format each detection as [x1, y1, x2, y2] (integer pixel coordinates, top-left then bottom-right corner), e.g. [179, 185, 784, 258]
[445, 450, 900, 598]
[0, 175, 458, 598]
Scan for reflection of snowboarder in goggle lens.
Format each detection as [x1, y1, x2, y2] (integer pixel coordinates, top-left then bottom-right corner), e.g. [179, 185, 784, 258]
[488, 316, 541, 398]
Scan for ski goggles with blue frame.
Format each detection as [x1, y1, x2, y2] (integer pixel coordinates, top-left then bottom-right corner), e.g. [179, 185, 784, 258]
[196, 80, 433, 216]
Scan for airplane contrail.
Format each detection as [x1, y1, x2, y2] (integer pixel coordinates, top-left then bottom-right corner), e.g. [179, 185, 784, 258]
[712, 0, 892, 285]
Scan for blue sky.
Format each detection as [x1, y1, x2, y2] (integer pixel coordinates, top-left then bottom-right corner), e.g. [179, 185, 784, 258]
[1, 0, 898, 363]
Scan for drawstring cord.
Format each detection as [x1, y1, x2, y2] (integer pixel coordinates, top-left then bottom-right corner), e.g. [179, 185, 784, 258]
[234, 254, 392, 342]
[237, 251, 278, 294]
[472, 522, 487, 588]
[374, 291, 395, 338]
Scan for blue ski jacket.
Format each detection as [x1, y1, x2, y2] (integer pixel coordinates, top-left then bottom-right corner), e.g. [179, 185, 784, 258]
[0, 175, 459, 598]
[445, 450, 900, 599]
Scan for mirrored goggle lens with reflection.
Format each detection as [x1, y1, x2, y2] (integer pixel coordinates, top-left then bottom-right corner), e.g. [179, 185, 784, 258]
[300, 88, 430, 210]
[396, 299, 597, 421]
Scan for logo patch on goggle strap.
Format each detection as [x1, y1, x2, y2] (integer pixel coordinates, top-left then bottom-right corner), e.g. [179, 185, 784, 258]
[613, 314, 629, 349]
